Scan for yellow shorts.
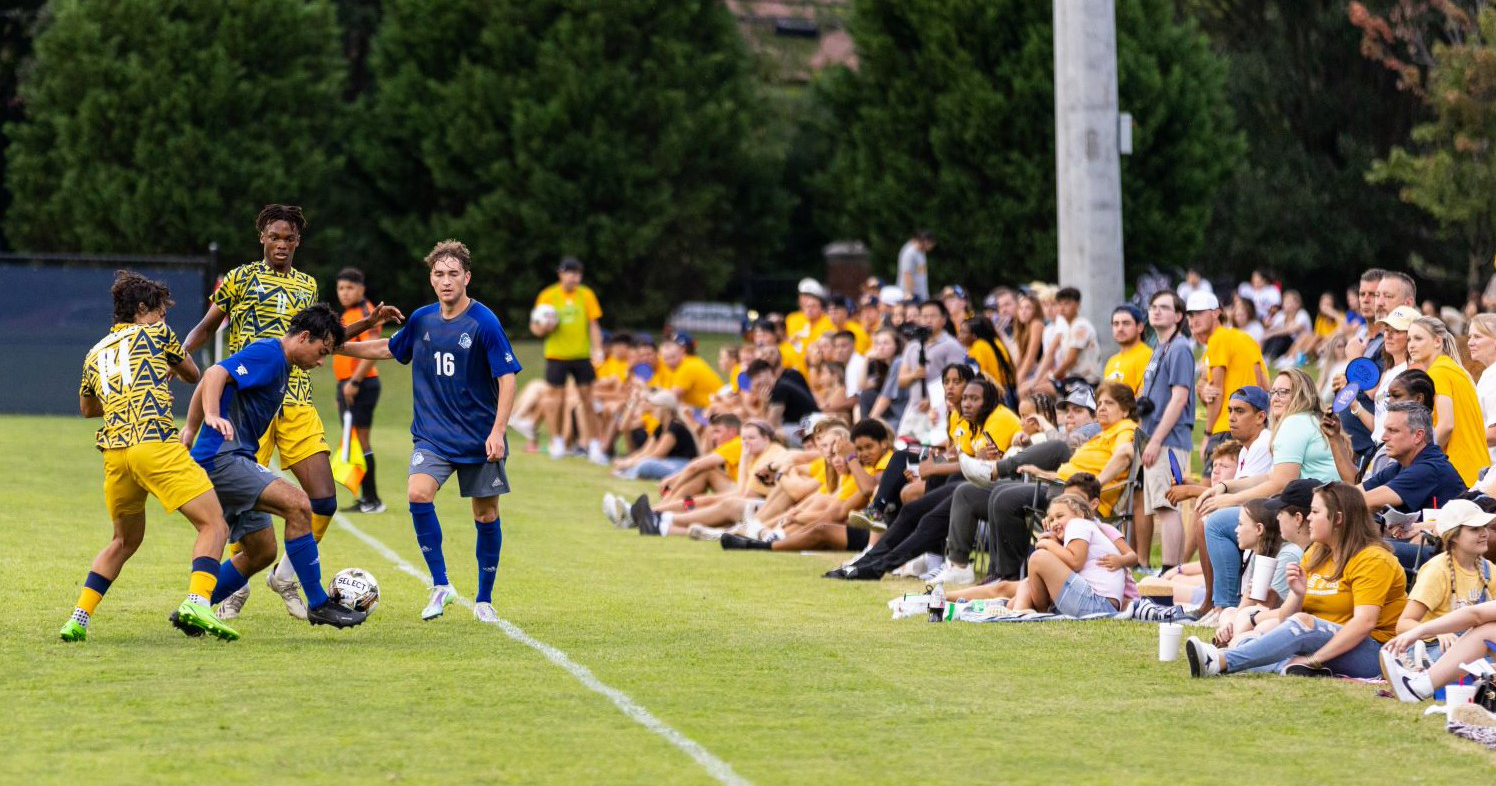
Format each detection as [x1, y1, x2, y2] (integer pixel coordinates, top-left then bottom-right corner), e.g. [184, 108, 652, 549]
[102, 441, 215, 517]
[254, 403, 330, 468]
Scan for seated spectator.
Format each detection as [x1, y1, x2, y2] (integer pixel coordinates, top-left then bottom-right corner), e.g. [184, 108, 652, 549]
[611, 390, 699, 480]
[1389, 499, 1496, 664]
[655, 334, 725, 414]
[958, 315, 1017, 401]
[1036, 287, 1102, 396]
[1007, 493, 1128, 616]
[863, 327, 910, 427]
[1185, 482, 1407, 679]
[1208, 495, 1302, 645]
[1264, 289, 1312, 364]
[655, 413, 743, 504]
[745, 354, 820, 444]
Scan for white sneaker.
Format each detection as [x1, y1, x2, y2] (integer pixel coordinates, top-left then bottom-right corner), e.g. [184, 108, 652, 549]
[918, 555, 946, 582]
[930, 563, 975, 587]
[1379, 649, 1432, 702]
[473, 602, 500, 624]
[1185, 636, 1223, 677]
[688, 523, 724, 541]
[422, 585, 456, 620]
[548, 437, 566, 459]
[510, 416, 536, 440]
[265, 569, 308, 620]
[218, 584, 250, 620]
[588, 445, 610, 466]
[602, 494, 626, 526]
[892, 554, 928, 578]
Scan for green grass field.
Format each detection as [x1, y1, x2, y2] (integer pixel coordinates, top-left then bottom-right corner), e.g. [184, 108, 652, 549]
[3, 339, 1494, 785]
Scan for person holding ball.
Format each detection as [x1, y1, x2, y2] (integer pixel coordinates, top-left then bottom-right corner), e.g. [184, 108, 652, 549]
[532, 256, 606, 463]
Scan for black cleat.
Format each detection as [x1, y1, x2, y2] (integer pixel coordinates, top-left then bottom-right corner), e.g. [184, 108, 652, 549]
[823, 567, 850, 579]
[307, 601, 368, 629]
[842, 565, 884, 581]
[632, 495, 660, 536]
[169, 610, 206, 638]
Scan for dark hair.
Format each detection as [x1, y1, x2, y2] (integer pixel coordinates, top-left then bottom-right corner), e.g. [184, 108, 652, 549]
[963, 377, 1001, 429]
[1242, 499, 1284, 559]
[1028, 391, 1057, 427]
[916, 229, 936, 242]
[851, 418, 890, 443]
[745, 358, 774, 378]
[424, 239, 471, 270]
[1233, 295, 1257, 322]
[709, 412, 742, 429]
[1056, 287, 1082, 303]
[1063, 471, 1103, 504]
[111, 270, 174, 323]
[943, 362, 977, 386]
[335, 267, 364, 285]
[962, 316, 1016, 391]
[1390, 369, 1436, 411]
[1096, 381, 1138, 421]
[287, 303, 346, 347]
[919, 299, 954, 334]
[256, 204, 306, 234]
[558, 256, 584, 272]
[832, 330, 857, 344]
[606, 331, 634, 346]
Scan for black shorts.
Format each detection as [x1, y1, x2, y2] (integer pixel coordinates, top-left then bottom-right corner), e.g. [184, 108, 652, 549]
[545, 358, 597, 386]
[846, 526, 870, 552]
[336, 376, 382, 427]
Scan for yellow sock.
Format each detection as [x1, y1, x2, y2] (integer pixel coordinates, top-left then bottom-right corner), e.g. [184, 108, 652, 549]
[311, 513, 332, 542]
[76, 587, 104, 616]
[229, 541, 243, 556]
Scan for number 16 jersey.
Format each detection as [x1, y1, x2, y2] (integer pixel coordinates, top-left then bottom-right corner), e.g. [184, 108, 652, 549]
[388, 299, 523, 463]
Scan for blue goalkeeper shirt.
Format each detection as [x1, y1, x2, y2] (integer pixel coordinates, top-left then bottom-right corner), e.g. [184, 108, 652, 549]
[388, 299, 522, 463]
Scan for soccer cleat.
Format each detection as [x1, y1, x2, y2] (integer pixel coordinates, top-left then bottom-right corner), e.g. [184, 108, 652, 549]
[217, 584, 250, 620]
[59, 619, 87, 642]
[687, 523, 724, 541]
[266, 571, 308, 621]
[307, 600, 368, 629]
[1379, 649, 1432, 702]
[473, 602, 500, 624]
[172, 600, 241, 641]
[422, 585, 456, 620]
[359, 499, 387, 514]
[632, 495, 661, 536]
[1185, 636, 1223, 678]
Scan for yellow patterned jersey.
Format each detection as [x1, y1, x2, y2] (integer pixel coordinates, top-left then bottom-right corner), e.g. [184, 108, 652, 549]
[213, 260, 318, 405]
[80, 322, 184, 449]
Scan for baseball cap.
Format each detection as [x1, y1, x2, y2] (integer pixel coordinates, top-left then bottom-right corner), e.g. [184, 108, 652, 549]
[938, 284, 969, 301]
[558, 256, 584, 272]
[982, 293, 1001, 309]
[1377, 305, 1420, 332]
[1185, 291, 1220, 313]
[1262, 478, 1318, 513]
[1434, 499, 1496, 538]
[878, 285, 905, 306]
[1230, 385, 1270, 413]
[797, 278, 827, 300]
[829, 295, 855, 311]
[1113, 303, 1145, 324]
[1058, 385, 1097, 411]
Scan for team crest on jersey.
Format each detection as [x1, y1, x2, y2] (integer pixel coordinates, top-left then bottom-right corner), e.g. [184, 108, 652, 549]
[459, 333, 472, 349]
[236, 364, 249, 376]
[423, 332, 431, 342]
[505, 353, 514, 363]
[412, 452, 425, 465]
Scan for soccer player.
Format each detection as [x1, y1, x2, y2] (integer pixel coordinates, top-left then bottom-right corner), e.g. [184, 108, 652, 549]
[181, 304, 368, 629]
[182, 205, 399, 619]
[61, 271, 239, 642]
[531, 256, 605, 462]
[334, 267, 385, 513]
[338, 240, 522, 622]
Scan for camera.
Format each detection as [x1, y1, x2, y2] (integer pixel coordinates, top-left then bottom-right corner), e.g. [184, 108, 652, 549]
[1136, 398, 1157, 419]
[899, 323, 931, 343]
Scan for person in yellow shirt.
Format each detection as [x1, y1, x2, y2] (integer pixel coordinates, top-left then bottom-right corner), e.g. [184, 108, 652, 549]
[1184, 481, 1406, 679]
[784, 278, 836, 354]
[1407, 315, 1490, 486]
[657, 334, 725, 410]
[593, 332, 634, 394]
[653, 413, 743, 504]
[957, 316, 1017, 402]
[1186, 291, 1267, 463]
[827, 296, 871, 355]
[532, 256, 607, 463]
[1102, 304, 1152, 394]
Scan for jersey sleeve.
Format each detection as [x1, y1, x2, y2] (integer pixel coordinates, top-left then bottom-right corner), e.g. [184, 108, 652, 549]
[212, 267, 242, 311]
[161, 325, 184, 365]
[479, 311, 523, 377]
[585, 287, 603, 321]
[79, 357, 97, 398]
[387, 318, 415, 364]
[219, 341, 282, 390]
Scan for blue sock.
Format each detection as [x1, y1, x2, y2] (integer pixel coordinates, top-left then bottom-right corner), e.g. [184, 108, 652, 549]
[210, 559, 248, 605]
[284, 533, 330, 608]
[475, 518, 502, 603]
[410, 501, 447, 586]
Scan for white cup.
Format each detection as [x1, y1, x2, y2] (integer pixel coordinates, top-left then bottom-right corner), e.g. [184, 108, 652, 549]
[1423, 509, 1441, 527]
[1248, 555, 1279, 602]
[1446, 683, 1478, 712]
[1158, 622, 1183, 662]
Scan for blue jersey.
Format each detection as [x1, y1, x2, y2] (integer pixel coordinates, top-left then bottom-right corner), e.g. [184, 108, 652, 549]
[388, 299, 522, 463]
[190, 338, 290, 471]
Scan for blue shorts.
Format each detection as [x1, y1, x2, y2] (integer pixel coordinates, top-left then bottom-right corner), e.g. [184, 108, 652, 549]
[1053, 573, 1121, 617]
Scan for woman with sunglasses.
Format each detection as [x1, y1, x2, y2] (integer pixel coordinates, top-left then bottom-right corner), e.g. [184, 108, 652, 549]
[1186, 481, 1407, 678]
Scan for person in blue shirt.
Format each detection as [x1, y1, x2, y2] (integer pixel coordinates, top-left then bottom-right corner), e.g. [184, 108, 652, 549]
[338, 240, 522, 623]
[181, 304, 368, 629]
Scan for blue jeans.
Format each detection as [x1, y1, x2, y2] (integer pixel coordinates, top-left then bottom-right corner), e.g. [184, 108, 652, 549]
[1221, 616, 1383, 677]
[1205, 506, 1243, 607]
[618, 457, 690, 480]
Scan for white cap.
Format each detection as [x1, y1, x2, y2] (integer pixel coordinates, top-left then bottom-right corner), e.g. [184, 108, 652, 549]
[1435, 499, 1496, 538]
[878, 285, 905, 306]
[797, 278, 827, 299]
[1185, 291, 1220, 313]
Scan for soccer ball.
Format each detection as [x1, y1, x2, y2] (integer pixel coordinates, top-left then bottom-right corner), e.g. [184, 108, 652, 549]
[530, 303, 558, 332]
[328, 567, 379, 613]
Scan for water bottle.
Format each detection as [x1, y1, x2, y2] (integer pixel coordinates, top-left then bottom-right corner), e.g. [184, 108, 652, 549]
[927, 582, 946, 623]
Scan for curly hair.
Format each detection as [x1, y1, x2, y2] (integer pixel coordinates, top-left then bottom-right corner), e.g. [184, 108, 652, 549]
[255, 204, 306, 234]
[111, 270, 174, 323]
[424, 239, 471, 271]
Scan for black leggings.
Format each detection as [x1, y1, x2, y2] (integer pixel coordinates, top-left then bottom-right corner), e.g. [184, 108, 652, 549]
[868, 450, 951, 515]
[852, 482, 959, 573]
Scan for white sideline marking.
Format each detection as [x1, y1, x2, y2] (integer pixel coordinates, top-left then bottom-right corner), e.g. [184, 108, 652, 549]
[331, 512, 756, 786]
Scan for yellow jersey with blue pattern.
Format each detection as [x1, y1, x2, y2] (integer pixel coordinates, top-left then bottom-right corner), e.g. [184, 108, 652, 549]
[213, 260, 318, 405]
[79, 321, 184, 450]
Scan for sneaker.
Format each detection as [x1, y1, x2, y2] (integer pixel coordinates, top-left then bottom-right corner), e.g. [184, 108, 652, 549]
[172, 600, 241, 641]
[422, 585, 456, 620]
[587, 445, 610, 466]
[631, 495, 661, 536]
[510, 416, 537, 441]
[847, 508, 886, 531]
[341, 499, 366, 513]
[359, 499, 387, 514]
[720, 533, 762, 550]
[602, 493, 626, 526]
[823, 566, 850, 579]
[930, 563, 975, 587]
[1185, 636, 1223, 677]
[58, 619, 87, 642]
[1451, 702, 1496, 727]
[217, 584, 250, 620]
[266, 570, 309, 621]
[548, 437, 566, 459]
[473, 602, 500, 624]
[892, 554, 929, 578]
[1379, 649, 1432, 702]
[1190, 607, 1222, 627]
[687, 524, 724, 541]
[307, 600, 368, 629]
[609, 494, 634, 527]
[1284, 662, 1333, 678]
[1120, 598, 1187, 623]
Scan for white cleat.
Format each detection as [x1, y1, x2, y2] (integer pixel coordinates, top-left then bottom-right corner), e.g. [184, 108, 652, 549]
[217, 584, 251, 620]
[265, 570, 308, 621]
[422, 585, 456, 620]
[602, 493, 628, 527]
[688, 523, 725, 541]
[473, 602, 500, 624]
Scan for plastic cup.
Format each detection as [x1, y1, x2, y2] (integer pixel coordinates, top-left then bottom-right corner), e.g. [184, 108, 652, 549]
[1158, 622, 1183, 662]
[1423, 509, 1441, 528]
[1446, 683, 1478, 712]
[1248, 555, 1279, 602]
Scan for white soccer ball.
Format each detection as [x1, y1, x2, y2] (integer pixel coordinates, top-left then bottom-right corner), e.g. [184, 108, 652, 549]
[328, 567, 380, 613]
[530, 303, 558, 329]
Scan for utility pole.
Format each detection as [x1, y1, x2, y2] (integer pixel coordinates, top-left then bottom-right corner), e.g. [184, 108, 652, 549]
[1054, 0, 1124, 353]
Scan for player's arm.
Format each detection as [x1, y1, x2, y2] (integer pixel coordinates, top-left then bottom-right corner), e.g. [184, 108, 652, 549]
[181, 382, 204, 446]
[194, 365, 236, 440]
[589, 318, 605, 365]
[170, 353, 202, 384]
[181, 303, 228, 355]
[344, 302, 405, 337]
[486, 372, 517, 462]
[79, 393, 103, 418]
[337, 338, 394, 360]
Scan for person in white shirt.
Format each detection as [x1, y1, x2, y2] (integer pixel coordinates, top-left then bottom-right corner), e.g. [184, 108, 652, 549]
[1177, 266, 1213, 304]
[829, 329, 868, 418]
[1008, 493, 1129, 616]
[1046, 286, 1100, 393]
[1236, 269, 1281, 323]
[896, 230, 935, 301]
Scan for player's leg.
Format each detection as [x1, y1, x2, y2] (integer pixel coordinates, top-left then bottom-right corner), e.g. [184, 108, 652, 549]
[409, 449, 459, 619]
[265, 406, 338, 614]
[253, 477, 366, 628]
[62, 450, 151, 641]
[458, 459, 509, 623]
[156, 446, 241, 640]
[542, 360, 568, 458]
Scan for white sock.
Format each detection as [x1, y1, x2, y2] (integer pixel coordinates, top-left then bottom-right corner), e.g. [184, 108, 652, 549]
[186, 593, 208, 606]
[659, 512, 673, 536]
[550, 436, 565, 451]
[744, 519, 764, 539]
[588, 439, 602, 452]
[273, 555, 298, 583]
